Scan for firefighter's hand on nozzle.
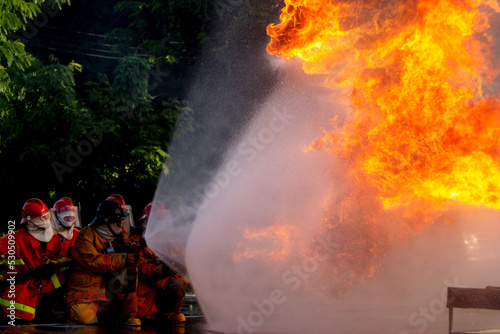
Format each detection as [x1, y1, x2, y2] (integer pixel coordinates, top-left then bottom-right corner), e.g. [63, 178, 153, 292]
[123, 238, 145, 254]
[128, 242, 142, 255]
[125, 253, 139, 266]
[102, 238, 145, 254]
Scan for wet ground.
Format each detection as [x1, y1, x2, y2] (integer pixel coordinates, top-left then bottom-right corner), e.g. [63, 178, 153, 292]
[0, 295, 215, 334]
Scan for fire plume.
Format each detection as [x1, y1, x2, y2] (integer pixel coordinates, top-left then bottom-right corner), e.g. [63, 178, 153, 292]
[265, 0, 500, 293]
[268, 0, 500, 211]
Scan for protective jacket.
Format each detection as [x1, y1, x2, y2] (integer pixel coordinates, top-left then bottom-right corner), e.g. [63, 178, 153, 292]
[59, 228, 79, 258]
[66, 226, 124, 304]
[57, 228, 79, 278]
[0, 227, 65, 320]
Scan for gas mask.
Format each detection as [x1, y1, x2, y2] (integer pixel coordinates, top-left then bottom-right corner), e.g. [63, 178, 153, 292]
[56, 210, 76, 240]
[108, 221, 123, 236]
[58, 210, 76, 229]
[27, 212, 54, 242]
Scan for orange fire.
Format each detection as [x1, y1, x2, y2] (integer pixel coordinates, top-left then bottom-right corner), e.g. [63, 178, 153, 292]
[268, 0, 500, 211]
[264, 0, 500, 292]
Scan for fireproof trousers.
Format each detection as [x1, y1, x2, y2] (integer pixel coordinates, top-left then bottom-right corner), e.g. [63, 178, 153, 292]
[137, 279, 186, 318]
[67, 301, 99, 325]
[157, 279, 186, 315]
[67, 291, 138, 325]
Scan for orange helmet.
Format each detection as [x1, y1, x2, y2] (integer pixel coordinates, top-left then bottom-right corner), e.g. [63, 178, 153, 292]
[21, 198, 49, 224]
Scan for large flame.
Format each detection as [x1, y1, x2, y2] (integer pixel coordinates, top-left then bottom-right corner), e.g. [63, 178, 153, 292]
[268, 0, 500, 211]
[263, 0, 500, 292]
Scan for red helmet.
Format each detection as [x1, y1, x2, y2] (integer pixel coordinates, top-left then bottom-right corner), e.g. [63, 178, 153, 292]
[141, 200, 167, 220]
[21, 198, 49, 224]
[53, 197, 75, 213]
[106, 194, 126, 207]
[52, 196, 80, 230]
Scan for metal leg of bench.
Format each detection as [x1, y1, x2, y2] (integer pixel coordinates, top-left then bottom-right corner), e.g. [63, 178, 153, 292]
[449, 307, 453, 334]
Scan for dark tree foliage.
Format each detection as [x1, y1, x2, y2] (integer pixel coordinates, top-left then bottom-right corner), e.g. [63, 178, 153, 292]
[21, 0, 127, 86]
[104, 0, 214, 100]
[156, 0, 285, 210]
[1, 0, 70, 96]
[1, 0, 285, 228]
[76, 55, 180, 219]
[0, 54, 184, 227]
[0, 57, 89, 226]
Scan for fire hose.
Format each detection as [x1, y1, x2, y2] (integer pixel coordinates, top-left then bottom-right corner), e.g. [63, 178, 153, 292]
[101, 237, 147, 254]
[101, 237, 188, 277]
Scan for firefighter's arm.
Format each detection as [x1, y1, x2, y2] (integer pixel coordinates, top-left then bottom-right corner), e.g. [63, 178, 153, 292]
[136, 247, 157, 279]
[71, 234, 124, 273]
[138, 259, 179, 279]
[138, 261, 160, 279]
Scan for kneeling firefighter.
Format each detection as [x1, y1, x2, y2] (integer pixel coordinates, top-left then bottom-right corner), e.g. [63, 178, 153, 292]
[66, 200, 141, 327]
[51, 197, 81, 258]
[132, 201, 187, 325]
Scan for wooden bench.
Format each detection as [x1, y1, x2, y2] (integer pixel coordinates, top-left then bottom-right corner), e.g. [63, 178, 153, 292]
[447, 286, 500, 334]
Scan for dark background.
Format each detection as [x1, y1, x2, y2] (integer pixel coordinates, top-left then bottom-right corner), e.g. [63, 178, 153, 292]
[1, 0, 285, 230]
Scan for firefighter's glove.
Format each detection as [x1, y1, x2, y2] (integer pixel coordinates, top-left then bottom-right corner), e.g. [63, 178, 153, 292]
[119, 241, 142, 254]
[125, 253, 139, 268]
[128, 242, 142, 255]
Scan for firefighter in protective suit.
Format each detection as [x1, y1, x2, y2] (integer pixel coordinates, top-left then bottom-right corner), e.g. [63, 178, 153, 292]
[0, 198, 65, 322]
[33, 197, 81, 323]
[66, 200, 141, 327]
[51, 197, 80, 258]
[103, 193, 141, 322]
[132, 201, 187, 325]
